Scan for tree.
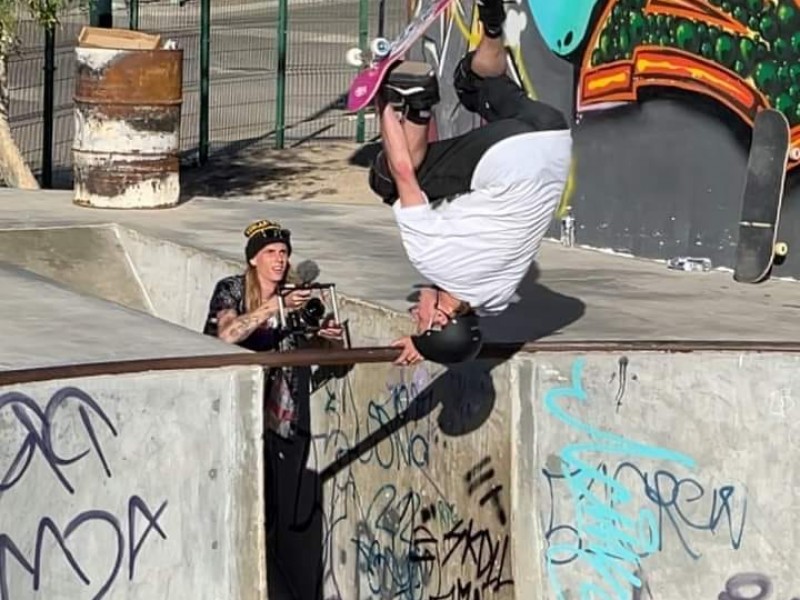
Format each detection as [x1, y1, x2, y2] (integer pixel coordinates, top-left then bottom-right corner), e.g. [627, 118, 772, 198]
[0, 0, 79, 189]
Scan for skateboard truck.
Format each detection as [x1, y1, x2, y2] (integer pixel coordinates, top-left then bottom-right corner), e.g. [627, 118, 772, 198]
[346, 37, 392, 68]
[345, 0, 456, 112]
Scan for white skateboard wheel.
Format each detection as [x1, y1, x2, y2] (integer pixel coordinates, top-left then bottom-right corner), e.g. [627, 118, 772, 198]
[775, 242, 789, 256]
[346, 47, 364, 67]
[790, 147, 800, 161]
[371, 37, 391, 58]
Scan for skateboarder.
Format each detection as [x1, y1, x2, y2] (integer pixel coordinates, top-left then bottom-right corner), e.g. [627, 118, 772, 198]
[370, 0, 573, 366]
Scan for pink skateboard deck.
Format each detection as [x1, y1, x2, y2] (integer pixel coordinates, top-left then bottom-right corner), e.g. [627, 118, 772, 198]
[346, 0, 456, 113]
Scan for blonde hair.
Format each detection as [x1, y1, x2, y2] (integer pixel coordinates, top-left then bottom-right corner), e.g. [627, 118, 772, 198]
[244, 265, 261, 314]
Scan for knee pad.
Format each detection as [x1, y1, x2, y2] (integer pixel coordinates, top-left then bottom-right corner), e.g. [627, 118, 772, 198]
[369, 151, 398, 206]
[453, 52, 484, 114]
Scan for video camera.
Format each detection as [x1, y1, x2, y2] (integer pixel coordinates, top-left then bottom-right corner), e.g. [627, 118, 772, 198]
[277, 281, 340, 333]
[275, 260, 345, 343]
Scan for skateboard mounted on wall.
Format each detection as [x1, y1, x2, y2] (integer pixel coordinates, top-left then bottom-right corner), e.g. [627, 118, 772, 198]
[733, 108, 796, 284]
[345, 0, 456, 113]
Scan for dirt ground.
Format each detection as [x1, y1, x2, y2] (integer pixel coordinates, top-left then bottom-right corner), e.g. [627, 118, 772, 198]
[180, 141, 382, 205]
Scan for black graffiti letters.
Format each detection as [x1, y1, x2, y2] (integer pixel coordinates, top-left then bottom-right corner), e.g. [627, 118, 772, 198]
[1, 387, 169, 598]
[0, 495, 167, 600]
[128, 495, 169, 581]
[719, 572, 799, 600]
[720, 573, 772, 600]
[465, 457, 507, 526]
[0, 387, 118, 495]
[542, 458, 746, 568]
[429, 518, 513, 600]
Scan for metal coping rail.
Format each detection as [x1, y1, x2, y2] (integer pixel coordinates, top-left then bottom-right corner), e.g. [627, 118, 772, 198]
[2, 341, 800, 387]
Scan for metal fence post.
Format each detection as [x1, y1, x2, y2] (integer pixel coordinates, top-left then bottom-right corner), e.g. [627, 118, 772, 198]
[90, 0, 113, 27]
[199, 0, 210, 164]
[275, 0, 288, 149]
[355, 0, 368, 144]
[378, 0, 386, 37]
[129, 0, 139, 29]
[42, 24, 55, 189]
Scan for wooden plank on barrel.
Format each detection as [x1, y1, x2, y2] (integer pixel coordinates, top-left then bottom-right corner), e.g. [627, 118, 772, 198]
[78, 26, 162, 50]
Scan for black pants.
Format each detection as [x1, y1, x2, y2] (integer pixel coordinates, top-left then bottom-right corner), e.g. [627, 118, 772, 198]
[369, 51, 569, 204]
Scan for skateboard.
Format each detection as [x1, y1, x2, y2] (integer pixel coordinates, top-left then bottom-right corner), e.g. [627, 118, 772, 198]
[345, 0, 456, 113]
[733, 108, 793, 284]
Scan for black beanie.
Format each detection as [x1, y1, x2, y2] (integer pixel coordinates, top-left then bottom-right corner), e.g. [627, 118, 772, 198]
[244, 220, 292, 262]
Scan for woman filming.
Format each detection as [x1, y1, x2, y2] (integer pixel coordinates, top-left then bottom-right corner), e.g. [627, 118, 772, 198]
[203, 219, 342, 436]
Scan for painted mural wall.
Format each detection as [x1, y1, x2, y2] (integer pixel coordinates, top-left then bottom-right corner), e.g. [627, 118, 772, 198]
[411, 0, 800, 277]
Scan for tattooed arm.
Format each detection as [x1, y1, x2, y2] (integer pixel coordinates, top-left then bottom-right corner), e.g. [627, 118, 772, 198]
[216, 298, 279, 344]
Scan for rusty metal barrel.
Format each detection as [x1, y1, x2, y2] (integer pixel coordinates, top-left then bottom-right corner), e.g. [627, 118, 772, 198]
[73, 45, 183, 209]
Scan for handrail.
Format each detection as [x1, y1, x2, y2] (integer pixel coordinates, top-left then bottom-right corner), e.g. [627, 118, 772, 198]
[1, 340, 800, 387]
[0, 347, 400, 387]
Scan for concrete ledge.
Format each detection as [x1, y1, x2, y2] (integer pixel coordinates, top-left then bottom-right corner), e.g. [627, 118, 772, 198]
[0, 365, 266, 600]
[0, 261, 241, 370]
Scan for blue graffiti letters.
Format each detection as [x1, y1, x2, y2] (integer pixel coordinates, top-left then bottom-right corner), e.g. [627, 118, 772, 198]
[363, 382, 431, 470]
[543, 358, 706, 600]
[354, 485, 429, 600]
[617, 462, 746, 558]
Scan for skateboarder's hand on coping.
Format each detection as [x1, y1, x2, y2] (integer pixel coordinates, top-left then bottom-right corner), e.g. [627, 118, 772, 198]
[391, 336, 423, 367]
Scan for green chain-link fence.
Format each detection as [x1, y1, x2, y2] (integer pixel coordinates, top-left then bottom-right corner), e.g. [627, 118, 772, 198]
[6, 0, 408, 189]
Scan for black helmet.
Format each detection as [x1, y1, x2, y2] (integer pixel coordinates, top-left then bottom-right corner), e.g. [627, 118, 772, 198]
[411, 312, 483, 364]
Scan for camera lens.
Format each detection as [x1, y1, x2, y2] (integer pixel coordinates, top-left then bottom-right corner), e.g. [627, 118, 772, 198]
[300, 298, 326, 327]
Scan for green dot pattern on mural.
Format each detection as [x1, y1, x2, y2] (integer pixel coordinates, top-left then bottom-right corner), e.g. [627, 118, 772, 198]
[590, 0, 800, 124]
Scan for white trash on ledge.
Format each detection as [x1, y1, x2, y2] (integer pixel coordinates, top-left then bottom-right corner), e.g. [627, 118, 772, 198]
[667, 257, 712, 272]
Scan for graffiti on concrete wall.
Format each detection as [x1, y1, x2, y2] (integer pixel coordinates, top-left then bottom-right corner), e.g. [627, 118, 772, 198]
[719, 572, 799, 600]
[540, 358, 748, 599]
[0, 387, 168, 598]
[283, 364, 513, 600]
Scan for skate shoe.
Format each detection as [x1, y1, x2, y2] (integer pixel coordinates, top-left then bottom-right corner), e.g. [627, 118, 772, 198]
[476, 0, 505, 38]
[381, 61, 440, 113]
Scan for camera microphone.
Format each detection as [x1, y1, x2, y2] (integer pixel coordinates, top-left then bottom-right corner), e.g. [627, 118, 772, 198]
[295, 260, 320, 285]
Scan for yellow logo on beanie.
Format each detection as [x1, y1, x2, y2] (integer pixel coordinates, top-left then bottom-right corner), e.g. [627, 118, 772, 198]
[245, 220, 283, 238]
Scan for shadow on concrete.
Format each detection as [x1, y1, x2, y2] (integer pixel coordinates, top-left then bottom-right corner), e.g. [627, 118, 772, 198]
[265, 359, 500, 600]
[479, 261, 586, 343]
[314, 260, 586, 473]
[262, 267, 584, 598]
[405, 261, 585, 345]
[263, 367, 323, 600]
[180, 137, 351, 201]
